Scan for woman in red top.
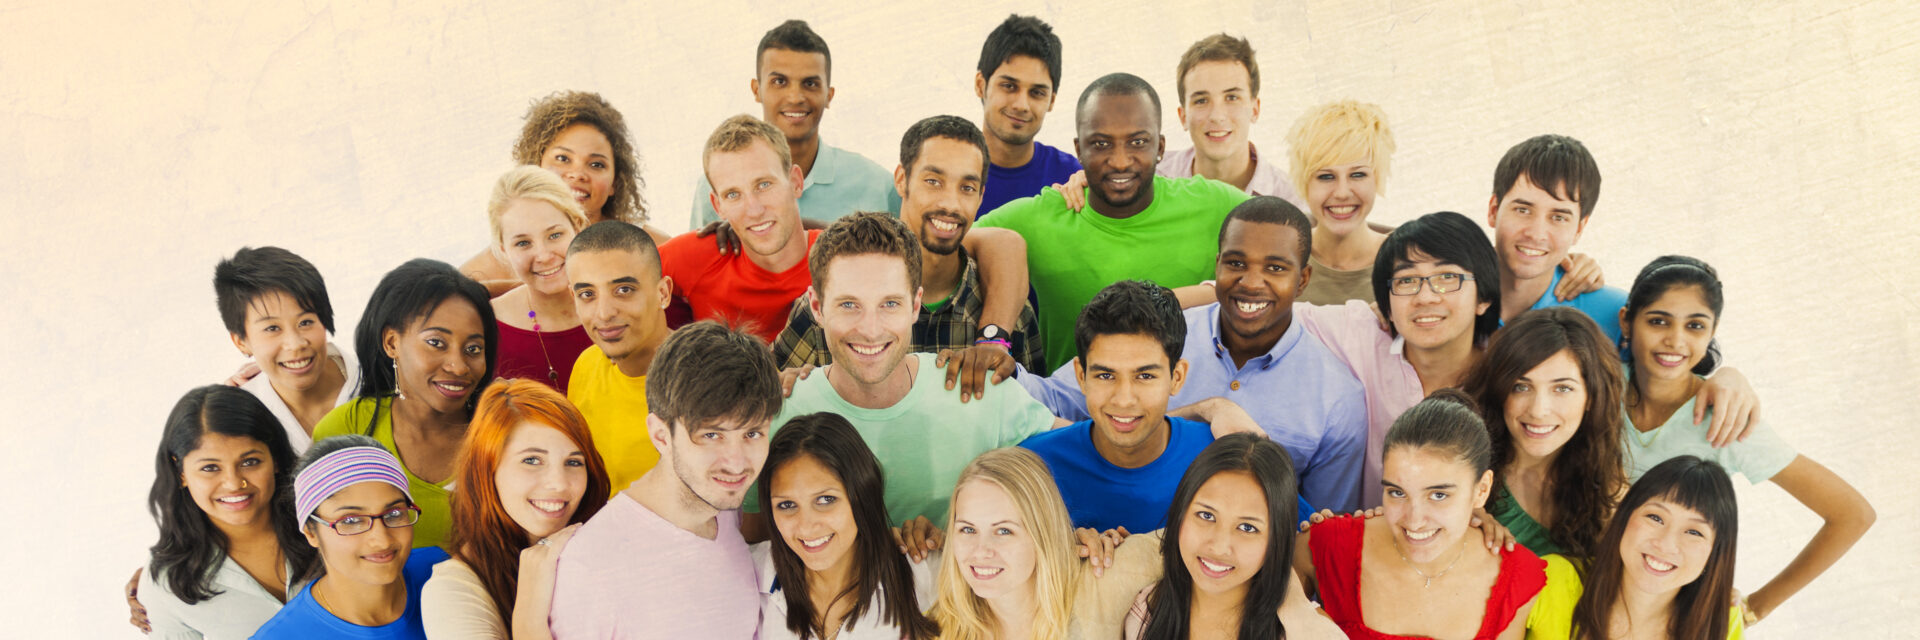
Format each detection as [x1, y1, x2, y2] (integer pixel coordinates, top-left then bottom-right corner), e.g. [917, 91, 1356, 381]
[1294, 391, 1546, 640]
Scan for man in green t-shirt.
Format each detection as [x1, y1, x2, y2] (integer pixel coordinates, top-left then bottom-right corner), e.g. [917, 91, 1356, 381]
[977, 72, 1251, 367]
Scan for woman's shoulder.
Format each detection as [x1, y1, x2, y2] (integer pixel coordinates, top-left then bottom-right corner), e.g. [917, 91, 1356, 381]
[312, 397, 386, 439]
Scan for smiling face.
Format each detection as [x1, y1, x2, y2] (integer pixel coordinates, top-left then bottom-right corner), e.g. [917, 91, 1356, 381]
[976, 55, 1056, 149]
[541, 123, 615, 222]
[1387, 251, 1491, 352]
[655, 413, 770, 511]
[754, 48, 834, 145]
[231, 290, 333, 395]
[1305, 161, 1377, 239]
[812, 253, 920, 387]
[1178, 470, 1270, 596]
[897, 137, 985, 255]
[180, 431, 278, 531]
[949, 479, 1038, 602]
[1215, 219, 1306, 347]
[498, 198, 579, 297]
[1076, 91, 1164, 216]
[1488, 175, 1587, 283]
[1617, 496, 1715, 598]
[1504, 349, 1588, 463]
[1177, 60, 1259, 163]
[566, 249, 671, 366]
[1076, 333, 1186, 463]
[707, 138, 806, 259]
[1380, 446, 1492, 563]
[494, 421, 590, 541]
[304, 482, 414, 588]
[384, 296, 488, 416]
[769, 453, 858, 575]
[1622, 285, 1717, 387]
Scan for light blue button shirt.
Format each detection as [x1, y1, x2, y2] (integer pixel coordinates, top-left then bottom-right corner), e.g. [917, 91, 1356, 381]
[690, 141, 900, 226]
[1018, 302, 1371, 511]
[1517, 265, 1629, 346]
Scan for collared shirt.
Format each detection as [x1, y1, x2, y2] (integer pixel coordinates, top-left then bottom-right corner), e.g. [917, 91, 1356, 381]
[1018, 302, 1370, 511]
[771, 251, 1045, 372]
[690, 141, 900, 226]
[140, 554, 298, 640]
[1517, 265, 1629, 346]
[1294, 300, 1429, 509]
[239, 341, 357, 454]
[1157, 142, 1306, 211]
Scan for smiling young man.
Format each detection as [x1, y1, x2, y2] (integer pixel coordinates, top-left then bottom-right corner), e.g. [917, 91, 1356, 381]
[978, 72, 1252, 369]
[690, 19, 896, 226]
[773, 115, 1046, 374]
[1020, 198, 1369, 512]
[1157, 34, 1303, 208]
[563, 220, 673, 493]
[974, 14, 1081, 218]
[1486, 134, 1629, 343]
[547, 321, 779, 639]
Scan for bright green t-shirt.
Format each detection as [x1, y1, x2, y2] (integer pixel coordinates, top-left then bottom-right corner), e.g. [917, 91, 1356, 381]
[751, 353, 1058, 525]
[311, 397, 454, 550]
[1526, 553, 1745, 639]
[977, 175, 1250, 368]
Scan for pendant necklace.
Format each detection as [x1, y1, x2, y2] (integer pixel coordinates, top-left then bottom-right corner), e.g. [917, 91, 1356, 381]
[527, 310, 559, 383]
[1396, 536, 1466, 588]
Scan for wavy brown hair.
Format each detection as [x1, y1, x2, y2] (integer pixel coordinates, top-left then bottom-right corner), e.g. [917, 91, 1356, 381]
[1465, 307, 1625, 560]
[511, 91, 648, 225]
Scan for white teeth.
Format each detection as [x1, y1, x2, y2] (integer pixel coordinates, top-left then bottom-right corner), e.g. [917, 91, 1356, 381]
[1519, 248, 1547, 257]
[572, 189, 588, 200]
[282, 357, 313, 368]
[1199, 558, 1233, 573]
[1109, 176, 1134, 184]
[1524, 423, 1556, 435]
[930, 219, 958, 231]
[782, 111, 808, 118]
[1655, 354, 1686, 365]
[1235, 300, 1270, 313]
[970, 566, 1003, 578]
[801, 534, 832, 548]
[217, 495, 249, 503]
[534, 266, 563, 277]
[849, 343, 885, 355]
[530, 499, 567, 514]
[435, 382, 468, 391]
[749, 221, 775, 232]
[1413, 315, 1443, 323]
[1644, 555, 1675, 572]
[1326, 205, 1358, 215]
[1406, 528, 1437, 541]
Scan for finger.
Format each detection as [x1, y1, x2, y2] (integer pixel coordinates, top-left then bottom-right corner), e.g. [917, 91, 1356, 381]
[933, 350, 950, 368]
[945, 354, 965, 391]
[1692, 389, 1710, 426]
[966, 357, 987, 401]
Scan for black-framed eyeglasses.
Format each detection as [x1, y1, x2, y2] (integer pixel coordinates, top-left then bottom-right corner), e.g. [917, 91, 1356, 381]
[308, 504, 421, 536]
[1388, 273, 1475, 296]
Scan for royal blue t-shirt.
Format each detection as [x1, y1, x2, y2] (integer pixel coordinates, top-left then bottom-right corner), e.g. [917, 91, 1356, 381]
[1019, 417, 1217, 533]
[250, 545, 449, 639]
[979, 141, 1081, 219]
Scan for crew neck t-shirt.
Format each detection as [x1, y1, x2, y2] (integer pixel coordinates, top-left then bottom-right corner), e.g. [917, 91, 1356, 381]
[690, 142, 899, 226]
[1622, 383, 1797, 483]
[548, 494, 759, 639]
[1300, 254, 1377, 306]
[1019, 417, 1216, 533]
[977, 175, 1251, 367]
[658, 228, 822, 343]
[311, 398, 455, 549]
[757, 353, 1058, 525]
[493, 321, 592, 393]
[239, 341, 359, 454]
[979, 141, 1081, 219]
[565, 345, 656, 493]
[249, 545, 449, 639]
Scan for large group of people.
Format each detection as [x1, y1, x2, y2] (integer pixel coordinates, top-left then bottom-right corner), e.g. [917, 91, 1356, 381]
[126, 14, 1874, 640]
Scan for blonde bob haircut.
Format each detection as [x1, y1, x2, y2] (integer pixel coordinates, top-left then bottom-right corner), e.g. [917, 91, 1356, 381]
[701, 114, 794, 187]
[930, 448, 1079, 640]
[1285, 99, 1397, 202]
[487, 165, 590, 258]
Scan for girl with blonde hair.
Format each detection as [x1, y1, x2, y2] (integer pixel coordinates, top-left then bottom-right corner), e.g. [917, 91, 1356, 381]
[483, 166, 594, 393]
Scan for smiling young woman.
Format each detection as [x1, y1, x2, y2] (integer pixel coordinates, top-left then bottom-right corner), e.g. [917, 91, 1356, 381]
[483, 167, 595, 394]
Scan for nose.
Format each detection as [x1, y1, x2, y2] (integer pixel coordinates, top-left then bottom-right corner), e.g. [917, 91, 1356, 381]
[443, 350, 474, 377]
[221, 467, 245, 491]
[363, 519, 398, 550]
[1412, 278, 1445, 303]
[1333, 175, 1355, 199]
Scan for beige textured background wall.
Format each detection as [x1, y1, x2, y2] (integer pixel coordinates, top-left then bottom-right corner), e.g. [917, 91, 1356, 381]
[3, 0, 1915, 635]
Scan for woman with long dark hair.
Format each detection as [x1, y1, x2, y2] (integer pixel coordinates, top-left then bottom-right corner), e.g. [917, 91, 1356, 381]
[420, 379, 611, 639]
[1463, 307, 1627, 560]
[140, 385, 318, 639]
[754, 412, 940, 639]
[1616, 256, 1872, 623]
[311, 258, 498, 549]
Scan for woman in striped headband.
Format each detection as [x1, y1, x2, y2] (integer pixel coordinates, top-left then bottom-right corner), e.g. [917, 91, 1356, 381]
[251, 435, 450, 639]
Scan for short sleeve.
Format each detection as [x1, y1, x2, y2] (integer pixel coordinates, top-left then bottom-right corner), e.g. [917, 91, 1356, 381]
[1525, 554, 1583, 640]
[138, 567, 200, 640]
[1013, 360, 1091, 422]
[421, 559, 509, 640]
[1725, 419, 1797, 484]
[996, 377, 1063, 446]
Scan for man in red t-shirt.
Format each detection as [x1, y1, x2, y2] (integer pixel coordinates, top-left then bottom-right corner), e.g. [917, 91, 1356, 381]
[659, 114, 822, 342]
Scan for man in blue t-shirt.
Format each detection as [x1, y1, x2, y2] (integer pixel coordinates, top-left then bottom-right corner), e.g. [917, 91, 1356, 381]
[974, 15, 1081, 218]
[1020, 280, 1304, 534]
[1485, 134, 1629, 344]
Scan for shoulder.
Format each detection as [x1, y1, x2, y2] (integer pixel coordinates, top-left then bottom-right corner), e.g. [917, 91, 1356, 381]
[1159, 174, 1250, 204]
[1037, 142, 1080, 168]
[659, 231, 720, 269]
[1498, 543, 1550, 593]
[976, 191, 1065, 229]
[427, 556, 481, 585]
[1167, 417, 1216, 446]
[1021, 419, 1090, 450]
[312, 397, 380, 438]
[407, 545, 450, 578]
[830, 144, 892, 178]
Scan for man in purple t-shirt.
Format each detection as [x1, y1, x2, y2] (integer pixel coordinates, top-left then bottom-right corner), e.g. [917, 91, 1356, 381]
[547, 322, 780, 639]
[974, 14, 1082, 217]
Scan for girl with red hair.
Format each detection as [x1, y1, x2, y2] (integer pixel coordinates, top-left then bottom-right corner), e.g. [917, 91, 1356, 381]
[419, 379, 611, 639]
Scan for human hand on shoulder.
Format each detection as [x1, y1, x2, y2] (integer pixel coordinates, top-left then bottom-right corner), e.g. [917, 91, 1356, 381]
[779, 365, 816, 399]
[126, 567, 149, 634]
[1469, 507, 1518, 554]
[935, 344, 1016, 403]
[892, 516, 945, 563]
[694, 220, 741, 256]
[1555, 253, 1607, 300]
[1696, 367, 1761, 447]
[1075, 526, 1130, 577]
[1051, 170, 1089, 211]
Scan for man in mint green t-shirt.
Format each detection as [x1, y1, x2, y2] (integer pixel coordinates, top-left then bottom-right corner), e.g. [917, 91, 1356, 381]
[977, 72, 1250, 367]
[755, 212, 1067, 528]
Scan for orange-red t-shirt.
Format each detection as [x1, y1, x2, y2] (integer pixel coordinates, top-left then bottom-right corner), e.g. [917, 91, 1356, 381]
[658, 229, 821, 343]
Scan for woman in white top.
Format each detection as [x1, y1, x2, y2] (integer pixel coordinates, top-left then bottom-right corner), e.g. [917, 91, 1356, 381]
[214, 245, 358, 452]
[420, 379, 611, 639]
[140, 385, 316, 639]
[754, 412, 940, 640]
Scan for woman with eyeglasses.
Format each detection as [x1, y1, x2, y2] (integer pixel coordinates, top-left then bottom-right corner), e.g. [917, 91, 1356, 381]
[252, 435, 449, 639]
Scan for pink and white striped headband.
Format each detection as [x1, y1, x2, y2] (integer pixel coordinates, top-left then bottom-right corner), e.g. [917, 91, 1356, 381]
[294, 445, 413, 523]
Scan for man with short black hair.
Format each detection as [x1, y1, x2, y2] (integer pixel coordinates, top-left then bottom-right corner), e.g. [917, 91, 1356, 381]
[1485, 134, 1628, 343]
[975, 14, 1081, 217]
[565, 220, 674, 492]
[691, 19, 897, 226]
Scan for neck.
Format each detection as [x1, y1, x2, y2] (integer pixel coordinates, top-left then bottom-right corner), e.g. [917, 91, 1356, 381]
[1615, 585, 1676, 637]
[1095, 418, 1171, 469]
[1398, 532, 1469, 576]
[921, 247, 967, 303]
[609, 341, 661, 379]
[747, 223, 810, 273]
[629, 466, 721, 539]
[389, 393, 465, 434]
[828, 356, 917, 410]
[1508, 447, 1560, 480]
[528, 286, 579, 327]
[987, 584, 1038, 639]
[1499, 265, 1554, 322]
[313, 574, 406, 626]
[1635, 374, 1701, 417]
[1189, 585, 1250, 632]
[1404, 333, 1479, 393]
[985, 134, 1035, 169]
[1192, 146, 1255, 191]
[791, 136, 822, 179]
[212, 514, 280, 549]
[1219, 314, 1290, 369]
[1311, 226, 1380, 270]
[806, 555, 858, 615]
[275, 362, 346, 422]
[1090, 182, 1154, 220]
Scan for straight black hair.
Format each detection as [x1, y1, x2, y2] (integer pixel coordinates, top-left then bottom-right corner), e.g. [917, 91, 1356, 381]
[1074, 279, 1186, 367]
[1622, 255, 1725, 404]
[1139, 433, 1299, 640]
[351, 258, 498, 422]
[758, 412, 939, 639]
[977, 14, 1062, 89]
[758, 19, 832, 81]
[147, 386, 315, 603]
[1372, 211, 1502, 345]
[214, 246, 335, 337]
[1573, 456, 1738, 640]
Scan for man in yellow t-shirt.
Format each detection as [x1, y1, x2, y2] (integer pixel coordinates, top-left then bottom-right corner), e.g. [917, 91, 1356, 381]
[564, 221, 674, 493]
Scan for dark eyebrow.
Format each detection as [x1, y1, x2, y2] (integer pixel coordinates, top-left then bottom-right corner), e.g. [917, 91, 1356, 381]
[193, 448, 264, 463]
[549, 145, 608, 160]
[996, 74, 1050, 92]
[1086, 362, 1166, 374]
[1381, 479, 1459, 491]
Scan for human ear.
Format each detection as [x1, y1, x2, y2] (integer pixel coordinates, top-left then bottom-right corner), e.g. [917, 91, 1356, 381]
[382, 328, 401, 360]
[230, 332, 252, 358]
[973, 72, 987, 101]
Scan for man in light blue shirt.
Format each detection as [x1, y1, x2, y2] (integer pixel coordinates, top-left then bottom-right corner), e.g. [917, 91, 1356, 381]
[1485, 134, 1627, 344]
[1019, 197, 1369, 511]
[690, 19, 897, 226]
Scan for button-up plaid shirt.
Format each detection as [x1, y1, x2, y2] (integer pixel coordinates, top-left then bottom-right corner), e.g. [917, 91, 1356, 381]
[772, 253, 1045, 372]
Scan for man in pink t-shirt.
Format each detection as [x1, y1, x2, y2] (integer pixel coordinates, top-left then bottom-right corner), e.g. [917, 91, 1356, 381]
[546, 322, 781, 639]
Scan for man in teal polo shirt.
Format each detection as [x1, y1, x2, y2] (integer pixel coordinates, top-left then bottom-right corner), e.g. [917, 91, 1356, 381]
[691, 19, 897, 226]
[977, 72, 1251, 368]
